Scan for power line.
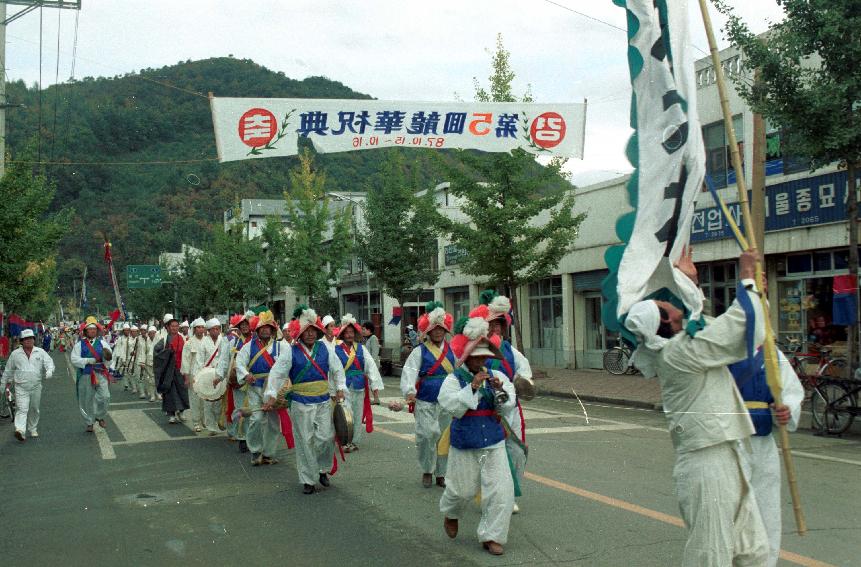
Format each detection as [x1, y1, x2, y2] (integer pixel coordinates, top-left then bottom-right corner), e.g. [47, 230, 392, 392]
[7, 157, 219, 166]
[50, 8, 62, 162]
[60, 10, 79, 158]
[37, 5, 43, 163]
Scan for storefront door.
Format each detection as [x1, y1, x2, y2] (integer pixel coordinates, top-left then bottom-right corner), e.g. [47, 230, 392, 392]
[583, 293, 606, 369]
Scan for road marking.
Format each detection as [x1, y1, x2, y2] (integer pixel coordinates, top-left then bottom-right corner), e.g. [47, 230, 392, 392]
[791, 450, 861, 467]
[374, 427, 836, 567]
[111, 408, 174, 443]
[527, 424, 643, 435]
[112, 435, 200, 445]
[94, 426, 116, 460]
[110, 401, 152, 407]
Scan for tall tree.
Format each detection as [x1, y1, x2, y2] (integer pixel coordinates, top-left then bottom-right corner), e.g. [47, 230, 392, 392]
[716, 0, 861, 370]
[433, 34, 585, 349]
[283, 150, 352, 307]
[0, 159, 72, 321]
[259, 215, 291, 303]
[358, 151, 440, 340]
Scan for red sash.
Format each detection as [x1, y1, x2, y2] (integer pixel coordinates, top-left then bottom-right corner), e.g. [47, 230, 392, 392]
[204, 345, 220, 368]
[500, 358, 514, 379]
[81, 340, 110, 386]
[255, 339, 276, 369]
[410, 342, 452, 414]
[464, 409, 496, 417]
[341, 343, 373, 433]
[277, 408, 295, 449]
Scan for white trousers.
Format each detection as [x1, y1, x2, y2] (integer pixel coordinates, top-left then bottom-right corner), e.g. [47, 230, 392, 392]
[439, 445, 514, 545]
[141, 366, 156, 399]
[346, 386, 367, 445]
[415, 399, 450, 476]
[187, 387, 205, 429]
[741, 435, 782, 567]
[77, 373, 110, 425]
[226, 387, 247, 440]
[289, 400, 335, 485]
[13, 381, 42, 434]
[673, 441, 769, 567]
[245, 385, 280, 456]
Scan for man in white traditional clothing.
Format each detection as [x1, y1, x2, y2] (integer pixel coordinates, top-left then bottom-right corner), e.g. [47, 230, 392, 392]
[113, 323, 130, 390]
[235, 311, 283, 466]
[321, 314, 339, 350]
[125, 325, 145, 399]
[71, 316, 113, 433]
[265, 305, 347, 494]
[179, 321, 190, 343]
[140, 325, 158, 402]
[333, 314, 384, 452]
[2, 329, 55, 441]
[439, 316, 515, 556]
[470, 290, 533, 514]
[181, 318, 209, 433]
[624, 250, 769, 567]
[729, 332, 804, 567]
[196, 318, 230, 436]
[401, 301, 455, 488]
[225, 312, 255, 453]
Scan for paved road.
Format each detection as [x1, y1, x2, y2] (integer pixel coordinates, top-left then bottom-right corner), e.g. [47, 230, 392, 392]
[2, 352, 859, 566]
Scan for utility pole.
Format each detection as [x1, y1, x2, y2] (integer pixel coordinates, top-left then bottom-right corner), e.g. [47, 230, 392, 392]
[0, 1, 83, 176]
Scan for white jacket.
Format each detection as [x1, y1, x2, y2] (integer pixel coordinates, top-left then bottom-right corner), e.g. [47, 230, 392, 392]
[1, 347, 55, 386]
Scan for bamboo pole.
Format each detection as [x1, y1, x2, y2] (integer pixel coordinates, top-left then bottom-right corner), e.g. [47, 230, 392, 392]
[697, 0, 806, 535]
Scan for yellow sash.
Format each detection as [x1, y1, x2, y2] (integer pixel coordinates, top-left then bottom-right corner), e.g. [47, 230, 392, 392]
[343, 344, 357, 370]
[745, 401, 770, 410]
[289, 380, 330, 398]
[424, 341, 454, 375]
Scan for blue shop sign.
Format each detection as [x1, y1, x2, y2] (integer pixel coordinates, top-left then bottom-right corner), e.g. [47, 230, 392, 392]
[691, 170, 858, 243]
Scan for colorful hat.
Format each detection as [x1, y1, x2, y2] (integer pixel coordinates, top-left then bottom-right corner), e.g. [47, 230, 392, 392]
[417, 301, 453, 338]
[336, 313, 363, 338]
[287, 305, 325, 341]
[469, 290, 513, 327]
[84, 315, 102, 331]
[229, 310, 255, 329]
[449, 316, 502, 367]
[255, 310, 278, 332]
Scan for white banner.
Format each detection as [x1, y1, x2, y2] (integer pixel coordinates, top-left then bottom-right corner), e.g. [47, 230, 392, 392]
[613, 0, 705, 320]
[210, 97, 586, 162]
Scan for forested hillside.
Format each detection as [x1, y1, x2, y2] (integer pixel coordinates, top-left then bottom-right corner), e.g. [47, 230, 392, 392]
[5, 57, 448, 303]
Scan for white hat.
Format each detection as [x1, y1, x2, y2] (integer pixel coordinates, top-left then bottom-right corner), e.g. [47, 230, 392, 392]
[20, 329, 35, 339]
[191, 317, 206, 328]
[180, 320, 190, 328]
[148, 325, 157, 333]
[205, 318, 221, 330]
[321, 315, 335, 328]
[406, 324, 414, 329]
[623, 300, 669, 379]
[282, 321, 291, 331]
[130, 325, 139, 331]
[163, 313, 176, 324]
[122, 323, 131, 330]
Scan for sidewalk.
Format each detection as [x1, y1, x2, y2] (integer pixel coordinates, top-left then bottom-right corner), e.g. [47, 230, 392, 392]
[533, 367, 663, 410]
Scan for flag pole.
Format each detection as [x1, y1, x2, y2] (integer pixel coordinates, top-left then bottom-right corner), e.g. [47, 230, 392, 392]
[697, 0, 806, 535]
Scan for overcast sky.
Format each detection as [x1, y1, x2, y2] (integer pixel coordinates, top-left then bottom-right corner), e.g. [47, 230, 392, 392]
[3, 0, 785, 184]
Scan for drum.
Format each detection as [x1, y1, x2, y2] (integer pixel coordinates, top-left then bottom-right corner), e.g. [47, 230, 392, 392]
[332, 400, 354, 446]
[513, 375, 536, 401]
[193, 367, 228, 401]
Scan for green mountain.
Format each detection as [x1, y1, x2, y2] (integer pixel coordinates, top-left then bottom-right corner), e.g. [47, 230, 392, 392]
[5, 57, 449, 305]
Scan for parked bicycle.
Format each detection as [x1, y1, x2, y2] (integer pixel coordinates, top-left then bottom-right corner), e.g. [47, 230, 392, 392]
[603, 342, 638, 375]
[811, 375, 861, 435]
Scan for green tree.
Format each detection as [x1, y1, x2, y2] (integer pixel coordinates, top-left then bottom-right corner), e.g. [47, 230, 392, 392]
[358, 151, 440, 340]
[0, 159, 72, 322]
[259, 215, 291, 303]
[283, 150, 352, 306]
[434, 34, 585, 349]
[716, 0, 861, 368]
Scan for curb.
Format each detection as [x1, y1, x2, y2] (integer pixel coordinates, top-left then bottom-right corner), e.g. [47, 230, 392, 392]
[536, 389, 664, 412]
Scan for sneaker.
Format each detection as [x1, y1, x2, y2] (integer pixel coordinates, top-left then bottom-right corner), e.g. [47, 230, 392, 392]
[512, 502, 520, 514]
[168, 416, 178, 424]
[262, 456, 279, 465]
[14, 430, 25, 442]
[149, 396, 156, 402]
[208, 430, 218, 437]
[251, 453, 264, 466]
[194, 425, 203, 433]
[319, 473, 330, 487]
[139, 394, 146, 400]
[303, 484, 315, 494]
[177, 413, 186, 422]
[28, 431, 39, 438]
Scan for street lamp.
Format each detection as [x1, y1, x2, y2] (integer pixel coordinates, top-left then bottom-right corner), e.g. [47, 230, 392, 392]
[327, 192, 373, 321]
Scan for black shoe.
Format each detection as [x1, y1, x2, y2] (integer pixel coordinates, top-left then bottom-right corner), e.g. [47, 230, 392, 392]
[318, 473, 330, 487]
[238, 440, 249, 453]
[303, 484, 315, 494]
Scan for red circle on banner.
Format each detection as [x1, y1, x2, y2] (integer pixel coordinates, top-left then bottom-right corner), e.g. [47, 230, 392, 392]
[238, 108, 277, 148]
[530, 112, 566, 149]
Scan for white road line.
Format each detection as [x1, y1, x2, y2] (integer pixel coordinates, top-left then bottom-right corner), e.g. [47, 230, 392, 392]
[94, 426, 116, 460]
[791, 450, 861, 467]
[527, 424, 644, 435]
[111, 408, 174, 443]
[109, 401, 152, 406]
[112, 435, 202, 446]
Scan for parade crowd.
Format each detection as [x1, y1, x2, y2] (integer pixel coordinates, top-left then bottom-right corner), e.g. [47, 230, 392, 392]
[2, 261, 807, 564]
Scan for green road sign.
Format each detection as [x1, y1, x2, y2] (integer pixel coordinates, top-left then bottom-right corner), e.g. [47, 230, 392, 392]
[127, 265, 162, 289]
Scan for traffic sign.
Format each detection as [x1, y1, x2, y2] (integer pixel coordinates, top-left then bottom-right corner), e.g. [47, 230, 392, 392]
[127, 265, 162, 289]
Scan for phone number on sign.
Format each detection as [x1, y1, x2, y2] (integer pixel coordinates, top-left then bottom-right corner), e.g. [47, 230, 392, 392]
[352, 136, 446, 148]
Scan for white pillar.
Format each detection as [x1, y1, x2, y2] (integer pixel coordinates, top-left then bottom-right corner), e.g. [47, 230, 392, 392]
[561, 273, 575, 368]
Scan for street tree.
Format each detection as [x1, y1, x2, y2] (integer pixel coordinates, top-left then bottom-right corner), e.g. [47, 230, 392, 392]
[259, 215, 291, 303]
[283, 150, 352, 306]
[433, 34, 585, 349]
[716, 0, 861, 369]
[0, 159, 72, 323]
[358, 150, 440, 340]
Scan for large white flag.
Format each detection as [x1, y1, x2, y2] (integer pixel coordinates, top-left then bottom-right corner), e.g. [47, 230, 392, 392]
[603, 0, 706, 331]
[210, 98, 586, 162]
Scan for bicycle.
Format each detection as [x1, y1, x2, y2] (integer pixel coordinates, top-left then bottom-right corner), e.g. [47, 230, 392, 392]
[603, 343, 638, 375]
[813, 376, 860, 435]
[778, 339, 848, 429]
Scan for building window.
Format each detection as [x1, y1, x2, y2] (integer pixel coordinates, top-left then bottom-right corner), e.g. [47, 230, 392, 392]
[702, 115, 744, 189]
[445, 287, 471, 321]
[528, 276, 563, 349]
[251, 221, 258, 228]
[697, 261, 738, 317]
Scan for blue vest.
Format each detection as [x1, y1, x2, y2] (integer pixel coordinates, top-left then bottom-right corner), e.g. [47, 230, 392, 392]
[449, 368, 506, 450]
[288, 341, 331, 404]
[729, 349, 774, 436]
[486, 340, 515, 379]
[247, 339, 280, 387]
[78, 338, 105, 377]
[416, 342, 456, 403]
[335, 343, 366, 390]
